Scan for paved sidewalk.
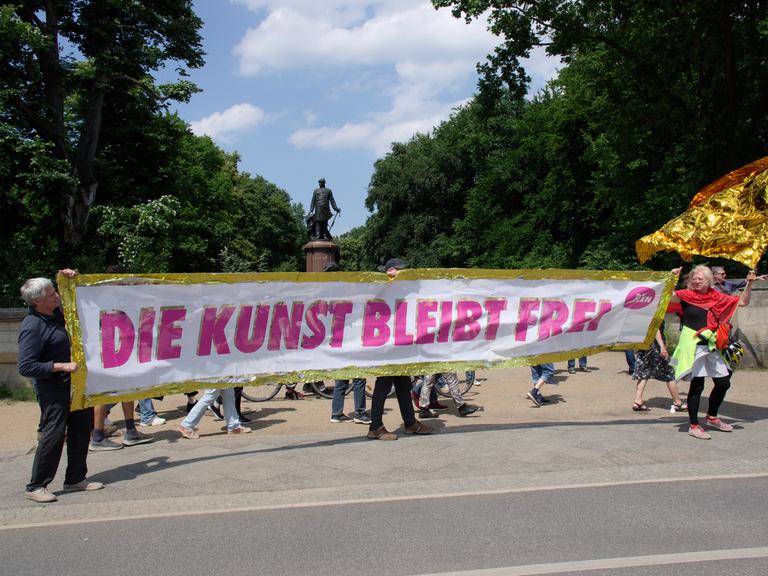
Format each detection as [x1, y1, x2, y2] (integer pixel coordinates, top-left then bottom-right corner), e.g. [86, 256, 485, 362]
[1, 351, 767, 528]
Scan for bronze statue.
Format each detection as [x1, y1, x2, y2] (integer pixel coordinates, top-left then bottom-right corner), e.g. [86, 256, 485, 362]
[306, 178, 340, 240]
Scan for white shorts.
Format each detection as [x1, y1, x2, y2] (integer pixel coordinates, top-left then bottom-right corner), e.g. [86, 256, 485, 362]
[690, 345, 729, 379]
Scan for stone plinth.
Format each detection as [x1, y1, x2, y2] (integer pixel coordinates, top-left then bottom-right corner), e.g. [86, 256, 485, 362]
[303, 240, 340, 272]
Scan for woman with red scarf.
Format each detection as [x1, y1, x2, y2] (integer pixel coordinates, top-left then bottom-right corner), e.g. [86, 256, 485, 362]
[670, 265, 757, 439]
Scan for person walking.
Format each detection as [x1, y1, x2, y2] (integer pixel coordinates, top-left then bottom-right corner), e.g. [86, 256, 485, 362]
[670, 265, 757, 439]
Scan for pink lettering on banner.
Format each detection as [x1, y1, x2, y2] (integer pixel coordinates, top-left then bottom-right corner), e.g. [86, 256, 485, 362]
[394, 300, 414, 346]
[138, 308, 155, 364]
[198, 305, 235, 356]
[329, 302, 353, 348]
[301, 301, 328, 350]
[157, 307, 186, 361]
[453, 300, 483, 342]
[624, 287, 656, 309]
[587, 300, 613, 330]
[515, 299, 540, 341]
[437, 301, 452, 343]
[484, 299, 507, 340]
[415, 300, 438, 344]
[100, 310, 135, 369]
[538, 299, 569, 341]
[268, 302, 305, 350]
[362, 300, 391, 347]
[567, 300, 596, 333]
[234, 304, 270, 353]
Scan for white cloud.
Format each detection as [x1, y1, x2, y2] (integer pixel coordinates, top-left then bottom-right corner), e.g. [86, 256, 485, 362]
[230, 1, 559, 154]
[190, 103, 266, 143]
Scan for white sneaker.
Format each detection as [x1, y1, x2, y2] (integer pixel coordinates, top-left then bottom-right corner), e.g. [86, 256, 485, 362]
[139, 416, 166, 427]
[25, 487, 57, 502]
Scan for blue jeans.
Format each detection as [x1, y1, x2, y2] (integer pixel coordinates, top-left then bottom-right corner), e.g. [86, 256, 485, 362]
[331, 379, 366, 417]
[136, 398, 157, 424]
[181, 388, 239, 431]
[530, 363, 555, 385]
[624, 350, 636, 373]
[568, 357, 587, 369]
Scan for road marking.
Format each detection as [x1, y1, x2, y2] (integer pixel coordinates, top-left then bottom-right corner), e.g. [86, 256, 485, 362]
[2, 471, 767, 530]
[415, 547, 768, 575]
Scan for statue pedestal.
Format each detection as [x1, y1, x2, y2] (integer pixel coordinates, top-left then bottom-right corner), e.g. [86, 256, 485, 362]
[303, 240, 340, 272]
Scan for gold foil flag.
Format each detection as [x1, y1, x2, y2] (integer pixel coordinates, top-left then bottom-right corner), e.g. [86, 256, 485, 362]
[636, 156, 768, 268]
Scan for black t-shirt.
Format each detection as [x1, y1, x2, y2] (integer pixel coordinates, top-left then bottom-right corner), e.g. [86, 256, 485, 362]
[680, 300, 708, 331]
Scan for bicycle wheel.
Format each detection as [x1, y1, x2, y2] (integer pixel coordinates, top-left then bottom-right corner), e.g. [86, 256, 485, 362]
[241, 381, 282, 402]
[313, 380, 357, 399]
[365, 379, 395, 398]
[435, 372, 474, 397]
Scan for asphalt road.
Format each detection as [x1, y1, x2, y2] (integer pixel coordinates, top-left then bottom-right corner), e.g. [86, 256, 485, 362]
[3, 476, 766, 576]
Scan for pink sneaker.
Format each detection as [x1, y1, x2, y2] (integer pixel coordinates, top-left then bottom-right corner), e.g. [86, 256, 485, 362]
[228, 425, 251, 434]
[705, 416, 734, 432]
[688, 424, 711, 440]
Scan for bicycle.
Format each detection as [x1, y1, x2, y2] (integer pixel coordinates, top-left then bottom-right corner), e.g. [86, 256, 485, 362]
[434, 370, 476, 397]
[240, 378, 393, 402]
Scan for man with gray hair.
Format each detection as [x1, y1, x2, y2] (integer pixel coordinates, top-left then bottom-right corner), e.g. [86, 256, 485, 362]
[18, 270, 103, 502]
[710, 266, 746, 295]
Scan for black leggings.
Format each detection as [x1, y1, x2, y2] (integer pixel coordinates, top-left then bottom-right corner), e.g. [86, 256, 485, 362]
[687, 375, 731, 425]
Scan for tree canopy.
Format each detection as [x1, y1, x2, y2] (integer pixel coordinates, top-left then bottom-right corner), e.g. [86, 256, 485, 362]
[358, 1, 768, 272]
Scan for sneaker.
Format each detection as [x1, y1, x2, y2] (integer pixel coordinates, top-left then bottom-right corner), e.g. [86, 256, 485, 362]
[24, 487, 57, 503]
[367, 426, 397, 440]
[208, 403, 223, 420]
[688, 424, 712, 440]
[427, 401, 448, 411]
[404, 421, 433, 435]
[177, 424, 199, 439]
[458, 404, 479, 417]
[139, 416, 166, 427]
[705, 416, 734, 432]
[89, 438, 124, 451]
[228, 425, 251, 434]
[62, 479, 104, 492]
[122, 430, 154, 446]
[568, 367, 576, 374]
[330, 413, 353, 423]
[527, 389, 542, 407]
[410, 392, 421, 409]
[418, 407, 438, 418]
[353, 413, 372, 425]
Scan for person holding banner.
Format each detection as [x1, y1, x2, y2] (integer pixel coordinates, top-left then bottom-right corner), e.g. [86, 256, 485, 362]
[670, 265, 757, 439]
[367, 259, 432, 440]
[18, 270, 103, 502]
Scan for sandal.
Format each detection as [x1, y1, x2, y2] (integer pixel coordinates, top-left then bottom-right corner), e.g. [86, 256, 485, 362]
[671, 401, 688, 412]
[632, 402, 650, 412]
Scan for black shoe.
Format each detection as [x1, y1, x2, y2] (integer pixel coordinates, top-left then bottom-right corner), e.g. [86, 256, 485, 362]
[238, 414, 251, 423]
[458, 404, 478, 417]
[418, 407, 437, 418]
[208, 403, 223, 420]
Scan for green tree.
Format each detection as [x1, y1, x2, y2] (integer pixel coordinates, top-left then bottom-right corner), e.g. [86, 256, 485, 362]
[0, 1, 204, 248]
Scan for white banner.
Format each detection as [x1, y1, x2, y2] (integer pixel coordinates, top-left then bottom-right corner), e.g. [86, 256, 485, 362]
[60, 269, 675, 407]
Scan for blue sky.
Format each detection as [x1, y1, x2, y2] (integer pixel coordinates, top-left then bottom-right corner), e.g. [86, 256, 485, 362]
[166, 0, 560, 234]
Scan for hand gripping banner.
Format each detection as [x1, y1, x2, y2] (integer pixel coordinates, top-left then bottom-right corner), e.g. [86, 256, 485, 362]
[58, 268, 676, 409]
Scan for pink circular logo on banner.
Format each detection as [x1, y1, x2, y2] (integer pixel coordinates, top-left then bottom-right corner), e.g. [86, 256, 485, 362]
[624, 287, 656, 309]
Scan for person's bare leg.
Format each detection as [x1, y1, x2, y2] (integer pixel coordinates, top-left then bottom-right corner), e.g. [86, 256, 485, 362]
[633, 379, 648, 408]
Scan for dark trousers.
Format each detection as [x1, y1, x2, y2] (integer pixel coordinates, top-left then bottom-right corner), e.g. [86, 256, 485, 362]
[369, 376, 416, 431]
[27, 385, 93, 491]
[687, 375, 731, 425]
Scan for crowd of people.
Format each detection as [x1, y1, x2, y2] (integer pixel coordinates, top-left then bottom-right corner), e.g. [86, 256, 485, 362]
[17, 263, 761, 502]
